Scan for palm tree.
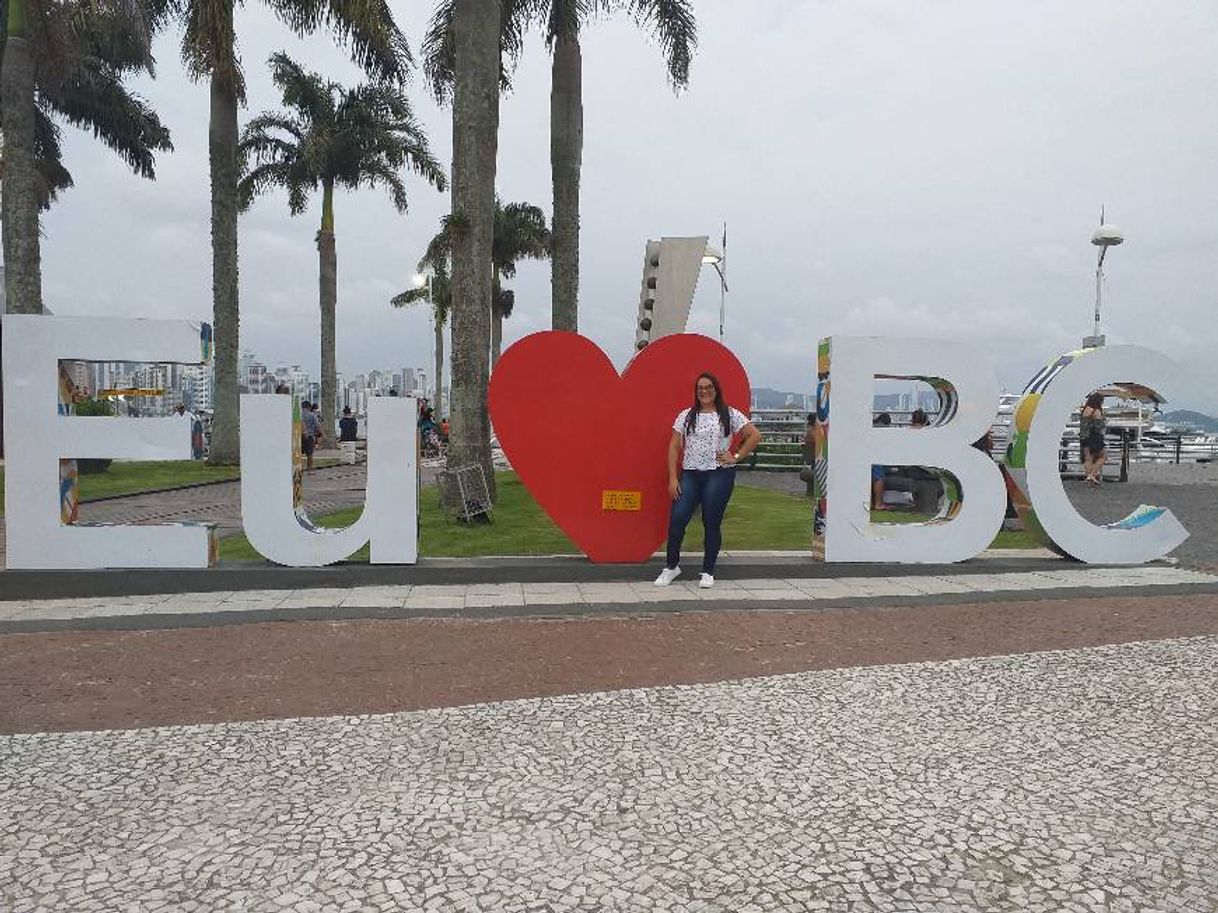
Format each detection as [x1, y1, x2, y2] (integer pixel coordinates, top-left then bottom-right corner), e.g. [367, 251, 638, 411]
[1, 0, 173, 314]
[174, 0, 410, 465]
[422, 0, 697, 334]
[392, 198, 548, 404]
[444, 0, 501, 498]
[238, 53, 445, 438]
[490, 200, 548, 364]
[391, 258, 450, 419]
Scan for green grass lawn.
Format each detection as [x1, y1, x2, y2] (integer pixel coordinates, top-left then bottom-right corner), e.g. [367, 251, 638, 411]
[217, 471, 1039, 562]
[0, 461, 240, 518]
[0, 458, 347, 518]
[76, 461, 241, 501]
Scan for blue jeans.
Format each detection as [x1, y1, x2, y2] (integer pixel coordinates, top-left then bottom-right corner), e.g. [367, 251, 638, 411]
[666, 468, 737, 573]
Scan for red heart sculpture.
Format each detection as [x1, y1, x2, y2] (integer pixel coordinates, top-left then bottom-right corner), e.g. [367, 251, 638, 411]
[490, 332, 751, 562]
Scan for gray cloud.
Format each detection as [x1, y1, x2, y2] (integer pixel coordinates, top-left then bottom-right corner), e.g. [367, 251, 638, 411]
[39, 0, 1218, 412]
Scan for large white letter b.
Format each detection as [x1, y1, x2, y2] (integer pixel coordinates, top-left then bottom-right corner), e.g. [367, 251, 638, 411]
[823, 336, 1006, 563]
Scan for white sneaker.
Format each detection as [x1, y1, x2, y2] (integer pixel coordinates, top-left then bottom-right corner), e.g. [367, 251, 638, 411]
[654, 566, 681, 587]
[699, 573, 714, 589]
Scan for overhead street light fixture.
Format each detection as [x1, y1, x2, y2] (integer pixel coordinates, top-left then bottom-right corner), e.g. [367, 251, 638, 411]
[702, 227, 728, 340]
[1085, 210, 1124, 349]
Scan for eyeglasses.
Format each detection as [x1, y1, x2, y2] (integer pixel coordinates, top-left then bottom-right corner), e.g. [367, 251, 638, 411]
[696, 385, 715, 393]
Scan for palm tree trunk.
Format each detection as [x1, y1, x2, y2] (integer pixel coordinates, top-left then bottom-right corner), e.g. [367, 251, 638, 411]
[491, 306, 503, 368]
[433, 312, 444, 417]
[550, 30, 582, 333]
[318, 181, 337, 440]
[1, 0, 43, 315]
[447, 0, 500, 500]
[208, 66, 241, 464]
[490, 278, 503, 368]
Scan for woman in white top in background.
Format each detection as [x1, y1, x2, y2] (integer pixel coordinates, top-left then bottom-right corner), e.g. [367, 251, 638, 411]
[654, 372, 762, 589]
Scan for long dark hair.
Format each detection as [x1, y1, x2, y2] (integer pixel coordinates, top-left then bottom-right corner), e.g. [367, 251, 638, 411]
[685, 372, 732, 436]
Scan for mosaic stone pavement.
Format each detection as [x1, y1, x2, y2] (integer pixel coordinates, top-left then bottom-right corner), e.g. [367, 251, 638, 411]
[2, 636, 1216, 912]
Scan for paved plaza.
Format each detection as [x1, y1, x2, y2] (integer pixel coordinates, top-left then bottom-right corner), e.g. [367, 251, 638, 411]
[3, 636, 1217, 912]
[1, 462, 1216, 911]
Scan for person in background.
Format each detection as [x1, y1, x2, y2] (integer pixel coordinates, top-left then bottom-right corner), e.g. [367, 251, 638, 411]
[418, 407, 441, 456]
[339, 406, 358, 443]
[910, 408, 928, 428]
[418, 407, 438, 434]
[1080, 393, 1107, 486]
[872, 412, 892, 510]
[440, 417, 450, 442]
[175, 404, 203, 459]
[301, 400, 320, 470]
[798, 412, 818, 498]
[310, 402, 326, 450]
[655, 371, 762, 590]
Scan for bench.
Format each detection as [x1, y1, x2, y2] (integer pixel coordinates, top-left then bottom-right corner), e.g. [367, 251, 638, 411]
[881, 469, 944, 515]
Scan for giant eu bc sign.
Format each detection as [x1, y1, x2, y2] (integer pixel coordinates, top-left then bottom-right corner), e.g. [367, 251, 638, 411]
[0, 315, 1188, 569]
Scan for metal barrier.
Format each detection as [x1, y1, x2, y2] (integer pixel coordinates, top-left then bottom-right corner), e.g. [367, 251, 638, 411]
[745, 408, 1217, 479]
[437, 465, 494, 524]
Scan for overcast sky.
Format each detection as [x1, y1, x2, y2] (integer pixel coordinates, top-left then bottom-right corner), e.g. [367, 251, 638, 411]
[40, 0, 1218, 414]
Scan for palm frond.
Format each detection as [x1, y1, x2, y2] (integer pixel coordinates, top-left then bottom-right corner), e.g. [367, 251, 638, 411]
[421, 0, 543, 105]
[266, 51, 337, 122]
[264, 0, 411, 84]
[32, 104, 75, 209]
[180, 0, 245, 97]
[419, 217, 454, 273]
[624, 0, 696, 88]
[390, 286, 429, 308]
[419, 0, 456, 103]
[237, 160, 303, 212]
[357, 160, 410, 212]
[493, 199, 551, 278]
[49, 54, 173, 178]
[74, 0, 162, 76]
[36, 155, 75, 209]
[239, 111, 306, 156]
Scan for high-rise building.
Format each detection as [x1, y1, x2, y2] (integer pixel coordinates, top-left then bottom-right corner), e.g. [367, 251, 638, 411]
[291, 366, 310, 397]
[183, 363, 214, 412]
[238, 351, 254, 391]
[249, 361, 268, 393]
[66, 361, 91, 396]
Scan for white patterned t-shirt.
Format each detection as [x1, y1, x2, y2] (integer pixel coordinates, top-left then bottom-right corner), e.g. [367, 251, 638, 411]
[673, 407, 750, 471]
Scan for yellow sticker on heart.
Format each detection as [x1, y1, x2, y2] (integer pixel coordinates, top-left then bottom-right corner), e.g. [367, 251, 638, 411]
[601, 490, 642, 511]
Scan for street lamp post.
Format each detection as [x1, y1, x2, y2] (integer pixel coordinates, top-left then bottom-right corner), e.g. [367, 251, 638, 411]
[1085, 214, 1124, 349]
[702, 224, 728, 341]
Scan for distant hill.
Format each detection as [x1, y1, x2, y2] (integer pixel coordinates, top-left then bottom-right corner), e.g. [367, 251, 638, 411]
[1160, 410, 1218, 433]
[751, 387, 808, 409]
[751, 388, 944, 412]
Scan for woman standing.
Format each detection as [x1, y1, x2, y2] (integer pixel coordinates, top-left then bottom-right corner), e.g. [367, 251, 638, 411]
[654, 372, 762, 589]
[1080, 393, 1107, 485]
